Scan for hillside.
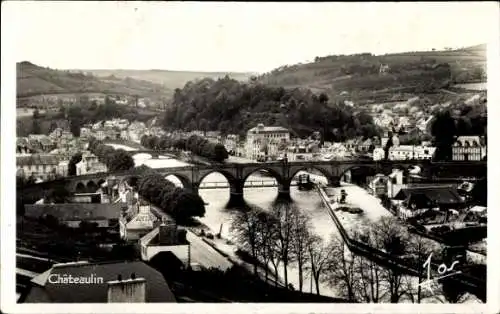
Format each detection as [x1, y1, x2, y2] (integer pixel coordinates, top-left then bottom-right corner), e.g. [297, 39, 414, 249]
[258, 44, 487, 102]
[163, 76, 379, 141]
[17, 62, 174, 100]
[79, 69, 255, 91]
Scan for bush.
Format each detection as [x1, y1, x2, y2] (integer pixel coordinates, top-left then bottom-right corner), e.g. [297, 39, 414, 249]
[141, 134, 229, 162]
[137, 173, 206, 222]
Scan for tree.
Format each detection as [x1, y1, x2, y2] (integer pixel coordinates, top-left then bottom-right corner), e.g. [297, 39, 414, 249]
[213, 143, 229, 162]
[290, 210, 312, 292]
[431, 110, 456, 161]
[403, 235, 441, 303]
[70, 118, 82, 137]
[46, 185, 71, 204]
[198, 118, 209, 136]
[32, 111, 42, 134]
[384, 132, 394, 160]
[369, 216, 409, 303]
[107, 149, 135, 172]
[325, 235, 359, 301]
[439, 278, 468, 303]
[318, 93, 329, 105]
[307, 235, 335, 295]
[68, 152, 83, 176]
[231, 207, 261, 275]
[270, 200, 297, 288]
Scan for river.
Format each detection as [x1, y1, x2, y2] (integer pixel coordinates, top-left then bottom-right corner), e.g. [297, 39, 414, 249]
[124, 148, 480, 301]
[165, 171, 340, 297]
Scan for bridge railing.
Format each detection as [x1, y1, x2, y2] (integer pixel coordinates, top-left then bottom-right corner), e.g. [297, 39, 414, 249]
[198, 179, 300, 189]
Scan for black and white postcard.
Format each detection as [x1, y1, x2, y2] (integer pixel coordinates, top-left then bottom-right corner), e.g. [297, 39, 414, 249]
[1, 1, 499, 313]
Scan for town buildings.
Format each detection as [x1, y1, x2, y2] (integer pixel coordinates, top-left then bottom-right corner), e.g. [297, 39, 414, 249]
[452, 136, 487, 161]
[16, 154, 69, 180]
[75, 152, 107, 175]
[245, 124, 290, 160]
[23, 203, 121, 228]
[119, 202, 159, 241]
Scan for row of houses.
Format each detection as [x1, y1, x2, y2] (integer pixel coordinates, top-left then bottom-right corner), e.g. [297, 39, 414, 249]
[367, 169, 486, 224]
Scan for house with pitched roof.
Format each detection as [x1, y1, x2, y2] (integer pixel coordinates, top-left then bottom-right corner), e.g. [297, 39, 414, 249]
[452, 136, 486, 161]
[120, 202, 160, 241]
[17, 154, 68, 180]
[392, 185, 465, 220]
[140, 221, 190, 264]
[23, 260, 176, 303]
[24, 203, 122, 228]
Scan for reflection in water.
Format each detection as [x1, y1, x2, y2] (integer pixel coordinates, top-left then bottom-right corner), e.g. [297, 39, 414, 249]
[195, 173, 340, 297]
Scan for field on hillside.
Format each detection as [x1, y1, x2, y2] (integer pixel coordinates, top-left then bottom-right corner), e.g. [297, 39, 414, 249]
[84, 69, 254, 89]
[17, 62, 173, 100]
[258, 45, 487, 101]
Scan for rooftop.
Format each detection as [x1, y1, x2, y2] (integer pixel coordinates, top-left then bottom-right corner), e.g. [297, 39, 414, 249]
[248, 125, 289, 134]
[25, 260, 176, 303]
[17, 154, 65, 166]
[24, 203, 122, 221]
[394, 186, 464, 207]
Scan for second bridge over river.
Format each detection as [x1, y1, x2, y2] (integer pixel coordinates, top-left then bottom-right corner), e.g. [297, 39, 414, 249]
[198, 179, 301, 189]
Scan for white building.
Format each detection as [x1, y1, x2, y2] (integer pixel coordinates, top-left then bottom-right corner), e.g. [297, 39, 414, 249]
[373, 147, 385, 161]
[139, 221, 190, 265]
[120, 204, 159, 241]
[452, 136, 486, 161]
[76, 152, 107, 175]
[17, 154, 68, 180]
[388, 145, 436, 160]
[245, 124, 290, 160]
[416, 115, 434, 133]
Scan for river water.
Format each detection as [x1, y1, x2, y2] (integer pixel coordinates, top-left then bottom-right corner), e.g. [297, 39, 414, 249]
[126, 150, 480, 302]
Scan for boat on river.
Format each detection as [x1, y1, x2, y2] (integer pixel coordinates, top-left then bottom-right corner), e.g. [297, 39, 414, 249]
[297, 174, 315, 191]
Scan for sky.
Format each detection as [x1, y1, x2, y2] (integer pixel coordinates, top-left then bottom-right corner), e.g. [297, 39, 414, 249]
[3, 1, 498, 73]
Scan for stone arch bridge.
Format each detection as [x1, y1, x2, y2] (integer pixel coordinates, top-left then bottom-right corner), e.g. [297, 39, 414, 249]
[27, 160, 486, 201]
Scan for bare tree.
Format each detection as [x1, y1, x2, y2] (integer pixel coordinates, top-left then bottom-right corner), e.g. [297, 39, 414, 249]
[369, 216, 409, 303]
[404, 234, 442, 303]
[355, 255, 383, 302]
[325, 235, 359, 301]
[255, 211, 278, 284]
[352, 229, 383, 302]
[270, 201, 296, 288]
[231, 208, 261, 275]
[290, 210, 312, 292]
[307, 235, 336, 295]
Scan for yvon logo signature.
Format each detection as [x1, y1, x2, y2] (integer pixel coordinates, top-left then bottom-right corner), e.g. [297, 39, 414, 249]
[417, 253, 462, 294]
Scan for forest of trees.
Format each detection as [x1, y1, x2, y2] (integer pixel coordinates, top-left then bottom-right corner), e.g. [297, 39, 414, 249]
[162, 77, 380, 141]
[141, 134, 229, 163]
[230, 201, 468, 303]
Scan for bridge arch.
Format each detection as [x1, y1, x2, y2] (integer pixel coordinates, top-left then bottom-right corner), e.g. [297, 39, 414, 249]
[288, 165, 333, 185]
[97, 179, 106, 188]
[163, 173, 192, 190]
[242, 166, 285, 186]
[86, 181, 98, 193]
[197, 170, 237, 186]
[75, 182, 86, 193]
[338, 164, 379, 184]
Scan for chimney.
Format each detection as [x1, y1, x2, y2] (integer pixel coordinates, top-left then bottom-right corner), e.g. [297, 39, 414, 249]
[158, 221, 176, 245]
[107, 276, 146, 303]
